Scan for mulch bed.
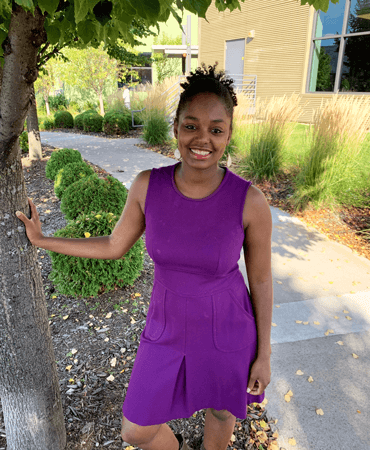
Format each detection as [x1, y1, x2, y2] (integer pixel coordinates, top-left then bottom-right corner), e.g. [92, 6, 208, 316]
[0, 138, 280, 450]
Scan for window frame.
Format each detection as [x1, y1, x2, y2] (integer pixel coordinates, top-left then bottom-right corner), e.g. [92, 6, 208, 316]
[306, 0, 370, 94]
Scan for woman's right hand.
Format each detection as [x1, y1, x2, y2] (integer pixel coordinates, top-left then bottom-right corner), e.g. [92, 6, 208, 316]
[16, 197, 44, 245]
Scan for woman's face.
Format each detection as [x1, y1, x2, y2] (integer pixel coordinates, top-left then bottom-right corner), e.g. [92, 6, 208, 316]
[174, 93, 232, 168]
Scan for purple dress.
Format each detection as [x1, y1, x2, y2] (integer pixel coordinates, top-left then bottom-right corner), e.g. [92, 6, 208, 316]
[122, 162, 265, 426]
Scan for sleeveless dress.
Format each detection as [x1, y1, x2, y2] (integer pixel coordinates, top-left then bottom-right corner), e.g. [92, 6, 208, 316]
[121, 162, 265, 426]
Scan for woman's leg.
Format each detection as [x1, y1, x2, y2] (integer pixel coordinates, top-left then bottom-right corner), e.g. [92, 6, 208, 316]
[202, 408, 236, 450]
[121, 414, 179, 450]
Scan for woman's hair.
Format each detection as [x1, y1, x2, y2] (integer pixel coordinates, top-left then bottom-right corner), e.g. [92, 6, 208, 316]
[174, 63, 238, 124]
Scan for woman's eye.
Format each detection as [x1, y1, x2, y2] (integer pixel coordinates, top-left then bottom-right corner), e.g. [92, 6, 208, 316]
[185, 124, 195, 130]
[212, 128, 222, 134]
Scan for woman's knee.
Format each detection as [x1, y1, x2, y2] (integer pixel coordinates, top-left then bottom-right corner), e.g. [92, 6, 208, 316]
[121, 414, 162, 445]
[208, 408, 234, 422]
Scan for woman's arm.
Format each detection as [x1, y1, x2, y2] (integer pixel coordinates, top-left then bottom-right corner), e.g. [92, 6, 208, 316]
[243, 185, 273, 394]
[16, 171, 147, 260]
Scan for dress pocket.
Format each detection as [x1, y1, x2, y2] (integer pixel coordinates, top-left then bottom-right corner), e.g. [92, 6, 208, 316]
[212, 289, 257, 353]
[142, 282, 166, 341]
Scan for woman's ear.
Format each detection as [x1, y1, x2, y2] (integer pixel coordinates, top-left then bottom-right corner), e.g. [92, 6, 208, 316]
[174, 119, 179, 139]
[226, 125, 232, 145]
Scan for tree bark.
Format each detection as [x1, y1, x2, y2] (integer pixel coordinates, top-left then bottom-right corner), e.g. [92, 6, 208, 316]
[0, 5, 66, 450]
[27, 83, 42, 160]
[98, 92, 105, 116]
[45, 94, 51, 116]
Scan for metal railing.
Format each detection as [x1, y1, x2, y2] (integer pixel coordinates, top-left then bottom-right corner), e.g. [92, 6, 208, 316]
[130, 73, 257, 127]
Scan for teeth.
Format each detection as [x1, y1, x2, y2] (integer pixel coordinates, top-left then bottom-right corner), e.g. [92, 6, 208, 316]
[191, 149, 211, 155]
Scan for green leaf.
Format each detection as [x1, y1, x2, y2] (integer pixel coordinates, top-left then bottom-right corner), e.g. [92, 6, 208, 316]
[0, 0, 12, 19]
[300, 0, 339, 13]
[44, 23, 61, 45]
[93, 0, 113, 26]
[77, 19, 96, 43]
[182, 0, 212, 18]
[74, 0, 100, 24]
[37, 0, 59, 16]
[14, 0, 35, 14]
[128, 0, 161, 22]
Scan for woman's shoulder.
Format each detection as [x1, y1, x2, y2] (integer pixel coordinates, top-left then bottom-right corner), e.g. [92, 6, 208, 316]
[242, 185, 271, 230]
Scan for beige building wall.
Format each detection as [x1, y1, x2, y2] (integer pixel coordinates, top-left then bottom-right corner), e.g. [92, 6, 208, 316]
[199, 0, 368, 123]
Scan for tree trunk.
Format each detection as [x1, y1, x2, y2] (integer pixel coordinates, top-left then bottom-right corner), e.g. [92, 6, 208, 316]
[98, 92, 105, 116]
[44, 94, 51, 116]
[0, 5, 66, 450]
[27, 83, 42, 160]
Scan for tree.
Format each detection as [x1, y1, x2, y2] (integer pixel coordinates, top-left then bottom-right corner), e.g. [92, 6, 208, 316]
[34, 59, 58, 116]
[55, 43, 120, 116]
[316, 46, 332, 90]
[153, 32, 182, 83]
[0, 1, 248, 449]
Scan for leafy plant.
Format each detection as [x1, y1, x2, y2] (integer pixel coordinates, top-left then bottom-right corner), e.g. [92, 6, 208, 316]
[45, 148, 83, 181]
[48, 93, 69, 111]
[47, 211, 144, 298]
[61, 174, 128, 221]
[54, 110, 74, 128]
[19, 131, 29, 153]
[103, 110, 131, 134]
[143, 109, 170, 145]
[54, 161, 95, 199]
[74, 109, 97, 130]
[83, 112, 103, 132]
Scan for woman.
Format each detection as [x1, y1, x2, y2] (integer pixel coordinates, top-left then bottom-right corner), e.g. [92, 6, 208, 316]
[16, 64, 273, 450]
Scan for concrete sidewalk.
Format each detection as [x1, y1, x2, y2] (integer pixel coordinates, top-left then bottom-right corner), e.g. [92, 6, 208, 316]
[41, 131, 370, 450]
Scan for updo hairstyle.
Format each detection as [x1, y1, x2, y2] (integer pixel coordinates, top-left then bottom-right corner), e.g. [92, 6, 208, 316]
[174, 63, 238, 126]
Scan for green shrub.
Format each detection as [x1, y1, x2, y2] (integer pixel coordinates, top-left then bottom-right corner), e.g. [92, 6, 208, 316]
[74, 109, 97, 130]
[49, 93, 69, 111]
[61, 174, 127, 221]
[83, 112, 103, 132]
[45, 148, 83, 181]
[143, 109, 170, 145]
[47, 211, 144, 298]
[42, 117, 54, 130]
[19, 131, 29, 153]
[54, 110, 74, 129]
[103, 111, 130, 135]
[54, 161, 95, 199]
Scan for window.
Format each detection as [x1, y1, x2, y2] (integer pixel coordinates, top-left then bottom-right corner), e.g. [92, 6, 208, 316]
[307, 0, 370, 93]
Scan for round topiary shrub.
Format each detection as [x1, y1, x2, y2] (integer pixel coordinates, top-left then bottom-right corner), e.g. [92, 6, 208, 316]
[47, 211, 144, 298]
[45, 148, 83, 181]
[54, 110, 74, 129]
[83, 112, 103, 132]
[74, 110, 97, 130]
[54, 161, 95, 199]
[61, 174, 127, 221]
[103, 111, 130, 135]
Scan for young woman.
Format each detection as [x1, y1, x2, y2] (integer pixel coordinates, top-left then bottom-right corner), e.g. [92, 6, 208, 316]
[16, 64, 273, 450]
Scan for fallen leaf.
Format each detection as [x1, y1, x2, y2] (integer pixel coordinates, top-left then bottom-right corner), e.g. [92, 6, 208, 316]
[296, 370, 304, 375]
[271, 323, 277, 327]
[259, 420, 268, 429]
[95, 214, 102, 218]
[316, 408, 324, 415]
[45, 209, 51, 214]
[314, 321, 320, 325]
[275, 305, 281, 308]
[106, 312, 112, 319]
[343, 310, 349, 313]
[308, 376, 314, 382]
[286, 390, 293, 396]
[69, 378, 74, 383]
[295, 320, 302, 324]
[352, 353, 359, 359]
[130, 317, 136, 324]
[288, 438, 297, 446]
[84, 232, 91, 238]
[50, 314, 55, 318]
[63, 315, 69, 320]
[52, 295, 57, 299]
[357, 410, 361, 414]
[346, 316, 352, 320]
[106, 375, 115, 382]
[110, 357, 117, 367]
[336, 341, 344, 345]
[66, 365, 72, 371]
[276, 281, 282, 284]
[334, 316, 339, 319]
[135, 293, 141, 297]
[303, 321, 309, 325]
[104, 337, 109, 342]
[71, 349, 78, 355]
[325, 329, 334, 336]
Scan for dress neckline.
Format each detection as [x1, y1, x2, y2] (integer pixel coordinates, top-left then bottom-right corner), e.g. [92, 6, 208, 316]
[171, 162, 229, 201]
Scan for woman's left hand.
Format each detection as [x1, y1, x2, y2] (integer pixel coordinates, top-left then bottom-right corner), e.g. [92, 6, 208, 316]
[247, 355, 271, 396]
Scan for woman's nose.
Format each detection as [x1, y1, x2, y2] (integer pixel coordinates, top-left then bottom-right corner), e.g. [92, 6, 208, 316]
[196, 127, 211, 144]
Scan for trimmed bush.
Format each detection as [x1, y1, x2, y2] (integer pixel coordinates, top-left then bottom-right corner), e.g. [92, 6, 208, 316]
[47, 211, 144, 298]
[103, 111, 130, 135]
[143, 109, 170, 145]
[74, 109, 97, 130]
[45, 148, 83, 181]
[54, 110, 74, 129]
[19, 131, 29, 153]
[43, 117, 54, 130]
[83, 112, 103, 132]
[54, 161, 95, 199]
[61, 174, 127, 221]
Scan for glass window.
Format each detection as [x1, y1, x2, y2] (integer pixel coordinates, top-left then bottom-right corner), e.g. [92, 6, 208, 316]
[340, 34, 370, 91]
[316, 0, 346, 36]
[309, 38, 339, 92]
[347, 0, 370, 33]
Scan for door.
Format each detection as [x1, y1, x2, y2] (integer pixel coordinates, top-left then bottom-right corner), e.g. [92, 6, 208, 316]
[225, 38, 245, 90]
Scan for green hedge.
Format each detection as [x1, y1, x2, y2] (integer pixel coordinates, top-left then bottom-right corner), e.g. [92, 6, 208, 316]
[83, 112, 103, 132]
[54, 110, 74, 129]
[45, 148, 83, 181]
[47, 211, 144, 298]
[54, 161, 95, 199]
[103, 110, 131, 135]
[61, 174, 127, 221]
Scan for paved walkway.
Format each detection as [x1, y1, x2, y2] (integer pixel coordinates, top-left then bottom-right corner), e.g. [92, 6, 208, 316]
[41, 131, 370, 450]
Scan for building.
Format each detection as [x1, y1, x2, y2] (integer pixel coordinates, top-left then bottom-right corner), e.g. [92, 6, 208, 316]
[199, 0, 370, 122]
